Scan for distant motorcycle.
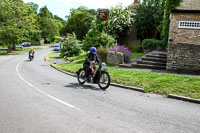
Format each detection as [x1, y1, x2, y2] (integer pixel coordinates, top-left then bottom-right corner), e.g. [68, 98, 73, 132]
[29, 53, 34, 61]
[76, 62, 111, 90]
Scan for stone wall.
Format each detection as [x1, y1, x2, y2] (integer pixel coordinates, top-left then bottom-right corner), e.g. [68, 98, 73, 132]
[167, 0, 200, 73]
[176, 0, 200, 10]
[167, 43, 200, 73]
[168, 12, 200, 45]
[107, 51, 124, 65]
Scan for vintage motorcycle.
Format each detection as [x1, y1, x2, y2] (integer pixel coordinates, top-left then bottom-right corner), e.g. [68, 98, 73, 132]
[76, 62, 111, 90]
[29, 53, 34, 61]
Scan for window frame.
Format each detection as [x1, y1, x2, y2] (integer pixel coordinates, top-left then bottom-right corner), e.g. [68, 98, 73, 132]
[178, 21, 200, 29]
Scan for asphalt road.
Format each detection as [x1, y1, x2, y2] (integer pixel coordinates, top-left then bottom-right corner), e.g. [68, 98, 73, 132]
[0, 46, 200, 133]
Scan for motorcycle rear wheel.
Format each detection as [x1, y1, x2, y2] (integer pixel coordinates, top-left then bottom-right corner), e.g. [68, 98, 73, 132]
[77, 69, 85, 84]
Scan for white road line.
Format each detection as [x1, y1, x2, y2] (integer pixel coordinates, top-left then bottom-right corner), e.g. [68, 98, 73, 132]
[16, 61, 83, 112]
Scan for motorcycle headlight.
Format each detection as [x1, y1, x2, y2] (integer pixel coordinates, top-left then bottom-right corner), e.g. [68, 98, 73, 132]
[102, 62, 106, 67]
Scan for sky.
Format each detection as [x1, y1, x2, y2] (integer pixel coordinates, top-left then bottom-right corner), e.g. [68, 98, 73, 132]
[23, 0, 134, 19]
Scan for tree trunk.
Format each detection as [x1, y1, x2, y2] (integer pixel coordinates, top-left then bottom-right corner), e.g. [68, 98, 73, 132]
[7, 46, 11, 53]
[12, 44, 16, 50]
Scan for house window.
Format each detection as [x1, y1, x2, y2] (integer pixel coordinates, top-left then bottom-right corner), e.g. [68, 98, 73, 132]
[178, 21, 200, 29]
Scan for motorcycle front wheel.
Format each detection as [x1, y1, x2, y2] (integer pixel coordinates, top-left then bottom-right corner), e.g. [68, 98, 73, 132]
[77, 69, 85, 84]
[98, 72, 110, 90]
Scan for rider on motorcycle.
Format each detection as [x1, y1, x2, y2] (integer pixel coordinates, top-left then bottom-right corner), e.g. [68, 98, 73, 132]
[83, 47, 100, 82]
[29, 48, 35, 58]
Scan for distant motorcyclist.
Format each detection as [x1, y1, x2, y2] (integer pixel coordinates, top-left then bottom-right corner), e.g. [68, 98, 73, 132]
[83, 47, 100, 81]
[29, 48, 35, 59]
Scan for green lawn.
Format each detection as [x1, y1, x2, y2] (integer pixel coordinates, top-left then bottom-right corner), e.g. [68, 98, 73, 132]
[132, 52, 144, 59]
[45, 51, 56, 61]
[0, 47, 40, 55]
[45, 51, 86, 63]
[68, 52, 87, 63]
[0, 49, 7, 55]
[53, 63, 200, 99]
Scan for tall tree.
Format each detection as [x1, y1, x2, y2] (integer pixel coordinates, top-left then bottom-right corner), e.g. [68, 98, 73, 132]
[40, 17, 59, 42]
[38, 6, 59, 42]
[54, 15, 66, 25]
[0, 0, 37, 53]
[27, 2, 39, 15]
[54, 15, 67, 35]
[107, 4, 135, 40]
[63, 6, 96, 40]
[39, 6, 53, 18]
[133, 0, 165, 39]
[26, 2, 41, 42]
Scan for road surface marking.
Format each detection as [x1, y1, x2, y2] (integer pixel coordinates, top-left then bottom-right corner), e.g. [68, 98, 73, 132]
[16, 61, 83, 112]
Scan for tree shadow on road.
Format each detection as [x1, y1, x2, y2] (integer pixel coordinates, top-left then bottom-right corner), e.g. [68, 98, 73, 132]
[64, 83, 104, 91]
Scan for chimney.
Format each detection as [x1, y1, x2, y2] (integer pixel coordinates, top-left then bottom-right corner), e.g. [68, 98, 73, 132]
[134, 0, 138, 3]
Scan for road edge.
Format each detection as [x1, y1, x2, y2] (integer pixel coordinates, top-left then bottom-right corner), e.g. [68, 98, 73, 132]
[50, 64, 145, 92]
[45, 56, 200, 104]
[168, 94, 200, 104]
[44, 57, 145, 93]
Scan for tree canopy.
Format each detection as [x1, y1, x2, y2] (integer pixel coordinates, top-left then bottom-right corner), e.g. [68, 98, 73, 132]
[82, 16, 116, 51]
[0, 0, 37, 52]
[39, 6, 53, 18]
[107, 4, 135, 39]
[27, 2, 39, 15]
[133, 0, 165, 39]
[38, 6, 64, 42]
[40, 17, 59, 42]
[62, 6, 96, 40]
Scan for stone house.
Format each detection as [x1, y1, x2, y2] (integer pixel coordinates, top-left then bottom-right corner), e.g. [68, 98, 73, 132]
[167, 0, 200, 73]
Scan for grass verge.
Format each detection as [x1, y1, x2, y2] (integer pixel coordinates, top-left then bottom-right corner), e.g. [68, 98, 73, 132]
[53, 63, 200, 99]
[0, 48, 40, 55]
[45, 52, 55, 61]
[68, 52, 87, 63]
[132, 52, 144, 59]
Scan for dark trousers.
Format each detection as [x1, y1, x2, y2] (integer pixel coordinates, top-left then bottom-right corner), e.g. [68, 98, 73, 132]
[29, 53, 34, 58]
[83, 64, 91, 78]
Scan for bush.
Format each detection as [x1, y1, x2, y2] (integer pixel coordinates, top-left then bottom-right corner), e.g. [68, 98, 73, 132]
[142, 39, 164, 51]
[60, 33, 82, 57]
[22, 39, 31, 42]
[83, 31, 116, 51]
[110, 45, 132, 63]
[97, 47, 108, 63]
[129, 45, 144, 53]
[99, 32, 116, 48]
[132, 0, 165, 39]
[82, 17, 116, 51]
